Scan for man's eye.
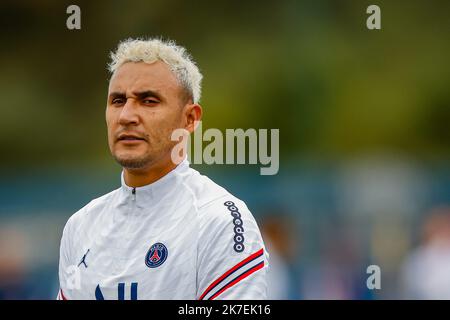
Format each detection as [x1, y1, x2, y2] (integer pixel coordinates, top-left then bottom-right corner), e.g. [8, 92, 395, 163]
[143, 99, 158, 104]
[112, 98, 125, 104]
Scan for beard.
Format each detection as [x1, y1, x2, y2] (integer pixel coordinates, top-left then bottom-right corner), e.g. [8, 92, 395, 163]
[112, 151, 154, 169]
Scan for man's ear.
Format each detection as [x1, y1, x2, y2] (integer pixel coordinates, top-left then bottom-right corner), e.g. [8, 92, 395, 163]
[185, 104, 202, 133]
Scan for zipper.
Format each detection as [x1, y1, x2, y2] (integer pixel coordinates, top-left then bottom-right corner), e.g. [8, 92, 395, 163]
[132, 187, 136, 201]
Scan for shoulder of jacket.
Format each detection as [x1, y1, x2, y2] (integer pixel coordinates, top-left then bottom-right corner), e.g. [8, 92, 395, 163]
[63, 188, 118, 233]
[196, 191, 254, 230]
[182, 168, 252, 218]
[183, 168, 241, 208]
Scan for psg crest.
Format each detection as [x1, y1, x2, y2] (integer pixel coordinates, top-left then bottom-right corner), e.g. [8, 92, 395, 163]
[145, 242, 168, 268]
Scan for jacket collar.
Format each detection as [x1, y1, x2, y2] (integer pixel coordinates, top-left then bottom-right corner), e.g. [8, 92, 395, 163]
[118, 158, 190, 209]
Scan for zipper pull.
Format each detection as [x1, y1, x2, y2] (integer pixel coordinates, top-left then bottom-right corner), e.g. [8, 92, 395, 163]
[132, 187, 136, 200]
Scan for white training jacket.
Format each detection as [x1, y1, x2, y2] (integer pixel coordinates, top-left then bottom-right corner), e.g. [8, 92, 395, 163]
[57, 159, 269, 300]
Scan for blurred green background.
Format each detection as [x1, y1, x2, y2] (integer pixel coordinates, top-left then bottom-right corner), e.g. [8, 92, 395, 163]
[0, 0, 449, 299]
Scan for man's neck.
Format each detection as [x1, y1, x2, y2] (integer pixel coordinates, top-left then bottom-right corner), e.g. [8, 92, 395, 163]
[123, 159, 179, 188]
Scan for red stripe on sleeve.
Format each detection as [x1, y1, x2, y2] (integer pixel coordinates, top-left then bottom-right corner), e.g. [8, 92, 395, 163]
[199, 248, 264, 300]
[60, 289, 68, 300]
[209, 261, 264, 300]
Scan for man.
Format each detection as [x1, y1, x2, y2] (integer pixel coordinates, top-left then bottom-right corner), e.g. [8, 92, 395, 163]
[57, 38, 269, 300]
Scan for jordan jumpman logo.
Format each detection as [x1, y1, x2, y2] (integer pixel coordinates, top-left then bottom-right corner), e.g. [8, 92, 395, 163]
[78, 249, 90, 268]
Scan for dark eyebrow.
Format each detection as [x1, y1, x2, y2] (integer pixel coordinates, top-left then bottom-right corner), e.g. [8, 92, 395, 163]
[109, 91, 126, 100]
[108, 90, 162, 101]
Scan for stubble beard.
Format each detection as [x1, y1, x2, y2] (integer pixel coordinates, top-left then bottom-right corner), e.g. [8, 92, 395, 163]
[113, 151, 154, 169]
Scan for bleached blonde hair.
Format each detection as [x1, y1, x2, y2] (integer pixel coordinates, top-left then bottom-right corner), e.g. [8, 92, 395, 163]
[108, 37, 203, 103]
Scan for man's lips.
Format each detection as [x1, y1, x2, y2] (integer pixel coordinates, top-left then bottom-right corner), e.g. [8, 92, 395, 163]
[116, 134, 147, 142]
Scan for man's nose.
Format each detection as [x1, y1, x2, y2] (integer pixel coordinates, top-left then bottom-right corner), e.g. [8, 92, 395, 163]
[118, 98, 139, 126]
